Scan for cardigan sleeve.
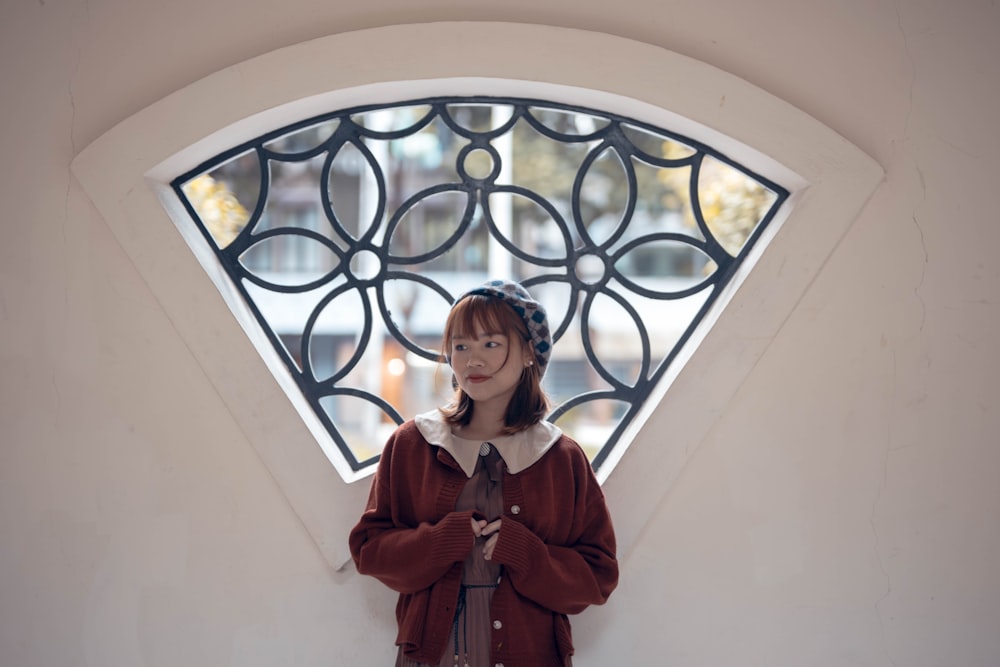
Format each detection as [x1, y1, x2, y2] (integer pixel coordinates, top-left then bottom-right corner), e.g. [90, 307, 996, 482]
[489, 448, 619, 615]
[348, 433, 476, 594]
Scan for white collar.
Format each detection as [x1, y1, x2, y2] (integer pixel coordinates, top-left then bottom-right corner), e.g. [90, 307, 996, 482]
[414, 409, 563, 478]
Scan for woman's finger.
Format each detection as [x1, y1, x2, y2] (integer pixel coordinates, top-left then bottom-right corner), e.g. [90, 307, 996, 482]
[483, 533, 499, 560]
[481, 519, 502, 536]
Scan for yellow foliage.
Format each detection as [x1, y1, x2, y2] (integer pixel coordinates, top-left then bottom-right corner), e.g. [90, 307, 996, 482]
[657, 143, 775, 257]
[182, 174, 250, 248]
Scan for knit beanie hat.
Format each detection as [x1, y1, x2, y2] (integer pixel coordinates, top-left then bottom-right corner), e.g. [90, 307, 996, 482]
[454, 279, 552, 376]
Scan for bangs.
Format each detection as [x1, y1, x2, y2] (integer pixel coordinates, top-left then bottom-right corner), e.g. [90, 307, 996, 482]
[445, 294, 528, 342]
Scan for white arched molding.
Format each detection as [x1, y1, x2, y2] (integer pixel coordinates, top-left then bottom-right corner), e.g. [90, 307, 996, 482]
[72, 22, 882, 569]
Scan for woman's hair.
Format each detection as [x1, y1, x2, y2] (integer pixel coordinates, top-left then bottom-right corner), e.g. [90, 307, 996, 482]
[439, 294, 549, 433]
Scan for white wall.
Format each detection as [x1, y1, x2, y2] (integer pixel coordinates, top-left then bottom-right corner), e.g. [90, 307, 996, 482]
[1, 2, 998, 666]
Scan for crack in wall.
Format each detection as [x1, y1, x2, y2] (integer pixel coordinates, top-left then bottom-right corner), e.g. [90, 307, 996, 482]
[64, 0, 89, 313]
[871, 348, 898, 667]
[911, 213, 928, 332]
[51, 374, 62, 424]
[911, 157, 928, 332]
[64, 79, 77, 314]
[894, 1, 929, 334]
[894, 0, 916, 142]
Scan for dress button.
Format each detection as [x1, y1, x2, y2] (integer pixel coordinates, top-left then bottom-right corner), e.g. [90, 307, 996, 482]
[493, 619, 503, 630]
[510, 504, 521, 515]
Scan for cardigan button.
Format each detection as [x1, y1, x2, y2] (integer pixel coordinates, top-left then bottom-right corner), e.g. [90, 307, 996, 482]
[510, 504, 521, 515]
[492, 619, 502, 630]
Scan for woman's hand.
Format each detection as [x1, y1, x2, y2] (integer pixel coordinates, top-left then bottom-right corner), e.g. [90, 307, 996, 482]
[471, 517, 487, 542]
[480, 519, 502, 560]
[470, 518, 502, 559]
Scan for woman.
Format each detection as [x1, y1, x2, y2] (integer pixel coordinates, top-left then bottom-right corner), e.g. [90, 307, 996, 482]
[349, 279, 618, 666]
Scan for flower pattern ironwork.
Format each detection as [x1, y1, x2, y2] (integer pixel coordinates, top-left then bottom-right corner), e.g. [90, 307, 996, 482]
[173, 97, 789, 474]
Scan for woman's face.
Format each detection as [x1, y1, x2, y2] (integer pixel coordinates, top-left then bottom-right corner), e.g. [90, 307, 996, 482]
[449, 323, 531, 411]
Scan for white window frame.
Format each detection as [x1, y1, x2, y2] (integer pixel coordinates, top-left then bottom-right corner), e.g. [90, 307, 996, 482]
[72, 22, 882, 570]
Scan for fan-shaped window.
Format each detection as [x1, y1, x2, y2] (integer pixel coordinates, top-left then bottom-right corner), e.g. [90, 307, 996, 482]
[173, 96, 788, 475]
[72, 22, 882, 562]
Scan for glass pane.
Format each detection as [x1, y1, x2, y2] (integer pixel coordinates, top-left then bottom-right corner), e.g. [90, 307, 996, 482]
[621, 124, 695, 160]
[527, 106, 610, 136]
[697, 155, 779, 256]
[264, 119, 339, 154]
[181, 150, 260, 248]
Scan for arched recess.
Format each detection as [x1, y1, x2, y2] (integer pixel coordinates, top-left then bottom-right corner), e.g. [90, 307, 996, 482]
[72, 22, 882, 569]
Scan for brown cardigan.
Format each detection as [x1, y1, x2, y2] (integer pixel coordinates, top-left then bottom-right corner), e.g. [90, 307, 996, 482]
[349, 419, 619, 666]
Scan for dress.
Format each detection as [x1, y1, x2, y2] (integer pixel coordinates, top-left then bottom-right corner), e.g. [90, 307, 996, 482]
[397, 439, 504, 667]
